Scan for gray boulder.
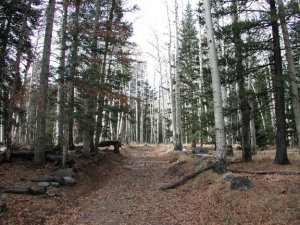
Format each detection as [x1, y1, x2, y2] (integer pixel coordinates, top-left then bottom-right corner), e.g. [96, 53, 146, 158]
[62, 176, 76, 186]
[231, 177, 252, 190]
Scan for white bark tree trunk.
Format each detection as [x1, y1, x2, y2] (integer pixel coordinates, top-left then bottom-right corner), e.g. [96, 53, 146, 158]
[166, 1, 176, 144]
[135, 66, 139, 143]
[174, 0, 182, 150]
[203, 0, 226, 171]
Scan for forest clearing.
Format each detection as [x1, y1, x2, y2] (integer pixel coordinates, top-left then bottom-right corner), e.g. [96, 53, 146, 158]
[1, 144, 300, 225]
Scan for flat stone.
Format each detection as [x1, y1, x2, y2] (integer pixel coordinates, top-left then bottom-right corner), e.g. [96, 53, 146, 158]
[62, 176, 76, 186]
[231, 177, 252, 190]
[37, 182, 50, 187]
[50, 182, 60, 187]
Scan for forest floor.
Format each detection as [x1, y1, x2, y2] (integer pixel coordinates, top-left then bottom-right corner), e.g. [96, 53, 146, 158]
[1, 144, 300, 225]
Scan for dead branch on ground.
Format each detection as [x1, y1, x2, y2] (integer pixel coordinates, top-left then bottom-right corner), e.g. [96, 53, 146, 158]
[227, 169, 300, 175]
[160, 163, 216, 190]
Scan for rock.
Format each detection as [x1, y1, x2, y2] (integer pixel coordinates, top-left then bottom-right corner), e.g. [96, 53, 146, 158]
[0, 194, 8, 201]
[50, 182, 60, 187]
[192, 147, 208, 154]
[0, 200, 7, 213]
[223, 172, 236, 181]
[29, 186, 47, 195]
[37, 182, 50, 187]
[62, 176, 76, 186]
[231, 177, 252, 190]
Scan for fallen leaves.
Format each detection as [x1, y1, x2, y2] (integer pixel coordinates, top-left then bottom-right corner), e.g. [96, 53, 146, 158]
[0, 146, 300, 225]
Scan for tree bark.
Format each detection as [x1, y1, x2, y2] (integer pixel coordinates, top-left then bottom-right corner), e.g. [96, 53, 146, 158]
[57, 0, 68, 154]
[174, 0, 182, 150]
[203, 0, 226, 172]
[34, 0, 56, 166]
[232, 0, 252, 162]
[269, 0, 290, 165]
[165, 1, 176, 144]
[277, 0, 300, 153]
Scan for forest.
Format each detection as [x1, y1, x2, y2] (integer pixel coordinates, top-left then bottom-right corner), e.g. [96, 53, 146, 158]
[0, 0, 299, 165]
[0, 0, 300, 224]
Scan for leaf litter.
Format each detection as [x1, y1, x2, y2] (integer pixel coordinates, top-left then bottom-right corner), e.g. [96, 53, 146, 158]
[0, 144, 299, 225]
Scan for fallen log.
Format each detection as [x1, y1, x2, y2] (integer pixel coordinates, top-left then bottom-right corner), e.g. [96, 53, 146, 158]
[11, 150, 34, 159]
[98, 141, 121, 154]
[160, 163, 216, 190]
[227, 169, 300, 175]
[21, 176, 63, 183]
[0, 186, 46, 195]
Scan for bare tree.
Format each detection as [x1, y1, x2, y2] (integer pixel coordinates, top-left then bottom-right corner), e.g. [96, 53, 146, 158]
[174, 0, 182, 150]
[203, 0, 226, 172]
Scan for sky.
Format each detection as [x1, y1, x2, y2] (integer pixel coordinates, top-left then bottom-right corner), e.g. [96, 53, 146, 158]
[125, 0, 199, 86]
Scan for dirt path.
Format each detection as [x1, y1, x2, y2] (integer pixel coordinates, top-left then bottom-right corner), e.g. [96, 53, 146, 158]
[66, 145, 183, 225]
[1, 145, 300, 224]
[50, 145, 300, 225]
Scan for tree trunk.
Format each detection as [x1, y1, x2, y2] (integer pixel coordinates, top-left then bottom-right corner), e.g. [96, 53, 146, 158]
[165, 1, 176, 144]
[34, 0, 56, 166]
[232, 0, 252, 162]
[83, 0, 101, 154]
[174, 0, 182, 150]
[135, 67, 139, 143]
[1, 10, 13, 149]
[57, 0, 68, 154]
[203, 0, 226, 172]
[269, 0, 290, 165]
[95, 0, 116, 148]
[277, 0, 300, 153]
[67, 0, 80, 150]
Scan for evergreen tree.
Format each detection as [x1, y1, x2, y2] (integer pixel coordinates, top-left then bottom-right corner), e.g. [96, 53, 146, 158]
[178, 2, 200, 148]
[0, 0, 41, 149]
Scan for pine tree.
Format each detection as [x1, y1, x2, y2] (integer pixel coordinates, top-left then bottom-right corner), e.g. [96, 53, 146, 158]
[178, 2, 200, 148]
